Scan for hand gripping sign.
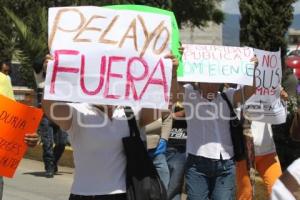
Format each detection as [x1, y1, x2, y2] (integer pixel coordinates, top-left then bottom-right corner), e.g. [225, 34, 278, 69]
[245, 49, 286, 124]
[44, 6, 174, 109]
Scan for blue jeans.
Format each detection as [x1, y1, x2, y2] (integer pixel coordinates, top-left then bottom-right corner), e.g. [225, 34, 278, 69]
[166, 147, 186, 200]
[152, 153, 170, 189]
[152, 146, 186, 200]
[38, 117, 68, 171]
[185, 154, 236, 200]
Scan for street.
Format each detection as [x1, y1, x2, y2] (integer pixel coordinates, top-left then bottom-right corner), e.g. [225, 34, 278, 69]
[3, 159, 73, 200]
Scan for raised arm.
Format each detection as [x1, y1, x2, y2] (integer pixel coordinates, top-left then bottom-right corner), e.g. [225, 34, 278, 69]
[166, 53, 184, 107]
[140, 53, 179, 128]
[42, 99, 73, 131]
[41, 54, 73, 131]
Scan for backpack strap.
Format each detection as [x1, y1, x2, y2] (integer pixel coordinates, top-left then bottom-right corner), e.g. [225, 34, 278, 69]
[124, 106, 140, 138]
[221, 93, 236, 117]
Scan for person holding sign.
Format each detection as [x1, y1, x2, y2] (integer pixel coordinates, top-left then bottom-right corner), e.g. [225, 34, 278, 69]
[42, 53, 178, 200]
[236, 89, 289, 200]
[0, 60, 39, 200]
[172, 54, 258, 200]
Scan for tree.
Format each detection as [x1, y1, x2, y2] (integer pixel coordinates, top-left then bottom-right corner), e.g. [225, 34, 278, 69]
[172, 0, 224, 28]
[239, 0, 300, 170]
[0, 0, 224, 87]
[239, 0, 296, 61]
[114, 0, 224, 28]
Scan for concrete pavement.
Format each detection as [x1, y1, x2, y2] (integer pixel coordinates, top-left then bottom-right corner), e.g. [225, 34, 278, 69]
[2, 158, 267, 200]
[3, 158, 73, 200]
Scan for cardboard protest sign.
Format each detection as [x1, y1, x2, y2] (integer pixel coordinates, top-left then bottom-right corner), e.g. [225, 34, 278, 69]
[105, 5, 181, 59]
[178, 44, 255, 85]
[0, 95, 43, 177]
[245, 49, 286, 124]
[45, 6, 173, 109]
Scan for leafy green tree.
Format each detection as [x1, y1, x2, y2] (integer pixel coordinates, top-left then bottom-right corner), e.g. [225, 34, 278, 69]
[110, 0, 224, 28]
[3, 7, 48, 87]
[0, 0, 224, 87]
[239, 0, 296, 61]
[239, 0, 300, 170]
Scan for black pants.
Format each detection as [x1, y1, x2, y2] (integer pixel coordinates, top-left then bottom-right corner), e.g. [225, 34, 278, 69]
[69, 193, 127, 200]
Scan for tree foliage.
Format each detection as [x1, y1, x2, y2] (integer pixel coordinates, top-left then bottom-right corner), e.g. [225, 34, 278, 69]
[239, 0, 296, 60]
[111, 0, 224, 28]
[0, 0, 224, 87]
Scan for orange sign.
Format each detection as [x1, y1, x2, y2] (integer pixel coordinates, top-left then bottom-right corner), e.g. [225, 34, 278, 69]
[0, 94, 43, 177]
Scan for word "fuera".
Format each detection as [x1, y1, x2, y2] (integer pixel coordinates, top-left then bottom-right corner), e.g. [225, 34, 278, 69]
[50, 50, 169, 102]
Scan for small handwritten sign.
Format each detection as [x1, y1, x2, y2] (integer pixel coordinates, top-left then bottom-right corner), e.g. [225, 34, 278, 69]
[245, 49, 286, 124]
[44, 6, 173, 109]
[178, 44, 255, 85]
[0, 95, 43, 177]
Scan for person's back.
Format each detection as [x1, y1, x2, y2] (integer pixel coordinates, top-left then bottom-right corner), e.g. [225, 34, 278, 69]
[184, 83, 235, 159]
[67, 103, 131, 195]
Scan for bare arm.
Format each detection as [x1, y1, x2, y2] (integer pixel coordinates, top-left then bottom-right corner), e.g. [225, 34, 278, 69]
[140, 53, 180, 127]
[41, 54, 73, 131]
[42, 99, 72, 131]
[166, 54, 185, 106]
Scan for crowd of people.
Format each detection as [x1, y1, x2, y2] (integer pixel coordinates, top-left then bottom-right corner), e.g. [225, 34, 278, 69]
[1, 26, 300, 200]
[39, 47, 299, 200]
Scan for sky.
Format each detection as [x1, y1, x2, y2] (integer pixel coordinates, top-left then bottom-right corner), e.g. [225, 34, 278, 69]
[222, 0, 300, 15]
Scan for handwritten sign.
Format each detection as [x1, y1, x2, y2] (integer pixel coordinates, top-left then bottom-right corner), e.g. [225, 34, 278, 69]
[178, 44, 255, 85]
[106, 5, 181, 58]
[44, 6, 173, 109]
[0, 95, 43, 177]
[245, 49, 286, 124]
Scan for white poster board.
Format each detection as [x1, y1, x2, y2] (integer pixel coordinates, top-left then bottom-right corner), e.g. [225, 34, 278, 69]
[178, 44, 255, 85]
[245, 49, 286, 124]
[44, 6, 172, 109]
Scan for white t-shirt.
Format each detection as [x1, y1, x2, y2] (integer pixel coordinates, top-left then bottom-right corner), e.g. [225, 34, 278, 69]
[251, 121, 276, 156]
[184, 84, 235, 160]
[67, 103, 141, 195]
[271, 158, 300, 200]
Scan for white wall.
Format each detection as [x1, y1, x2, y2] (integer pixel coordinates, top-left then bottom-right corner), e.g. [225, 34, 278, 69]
[180, 22, 222, 45]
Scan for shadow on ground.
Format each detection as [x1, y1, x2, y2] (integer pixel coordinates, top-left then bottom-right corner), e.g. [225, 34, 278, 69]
[23, 171, 73, 178]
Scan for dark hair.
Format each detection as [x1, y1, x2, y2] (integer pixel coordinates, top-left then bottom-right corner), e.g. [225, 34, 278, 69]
[0, 60, 11, 71]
